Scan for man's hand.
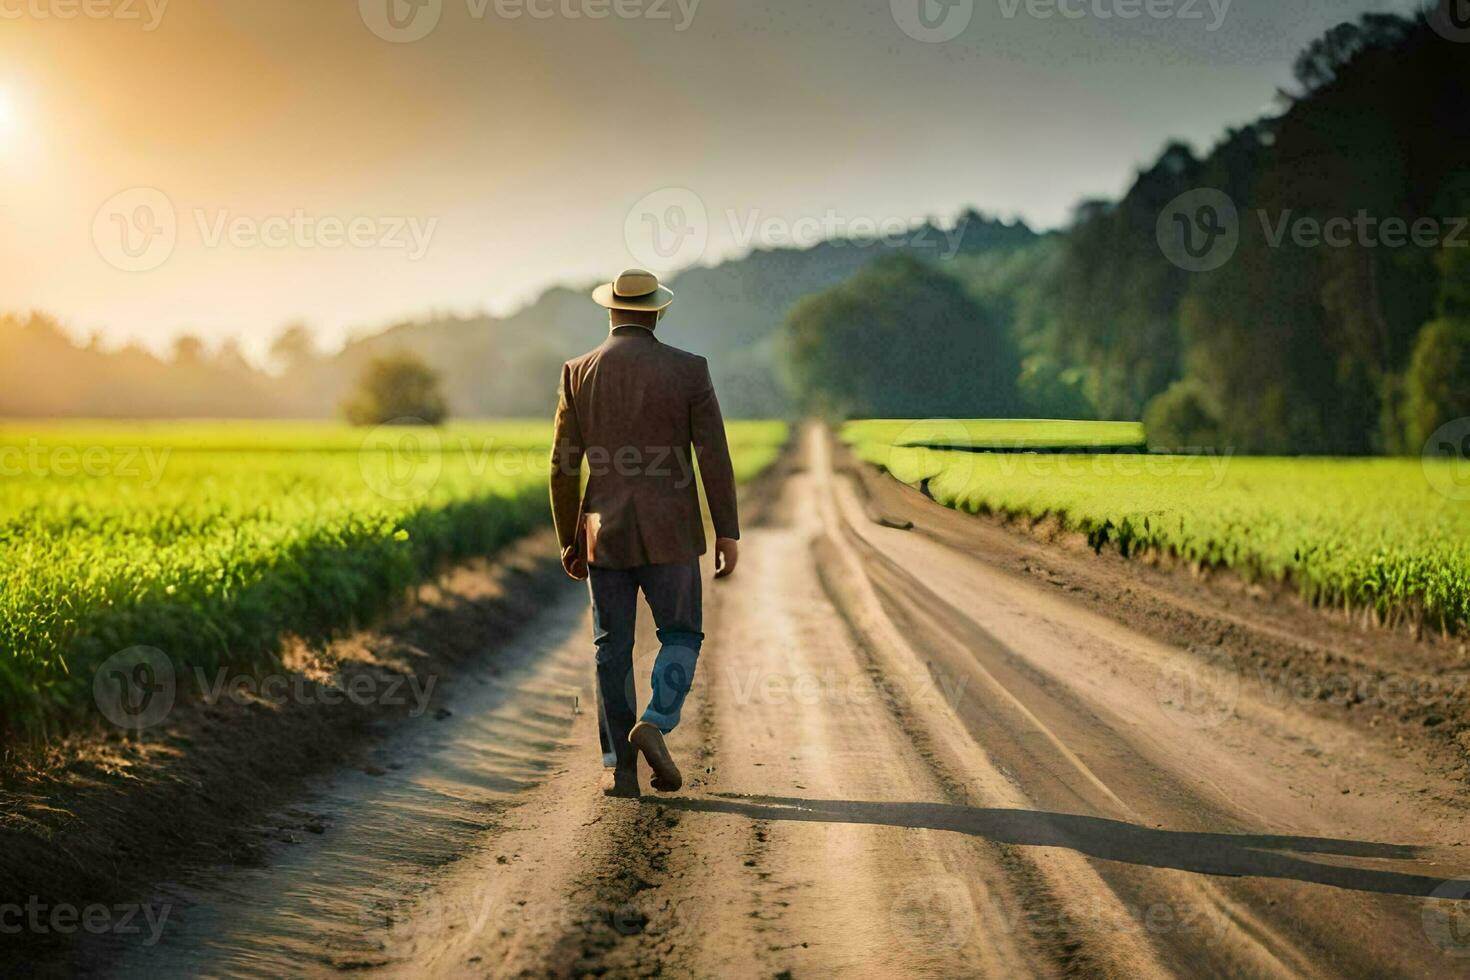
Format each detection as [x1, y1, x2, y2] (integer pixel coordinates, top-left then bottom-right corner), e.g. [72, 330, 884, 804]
[714, 537, 739, 579]
[561, 545, 588, 582]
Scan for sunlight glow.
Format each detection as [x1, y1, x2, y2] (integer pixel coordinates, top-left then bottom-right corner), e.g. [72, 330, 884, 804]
[0, 89, 18, 149]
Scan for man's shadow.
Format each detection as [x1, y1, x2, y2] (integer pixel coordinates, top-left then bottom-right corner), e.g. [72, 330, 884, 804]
[647, 793, 1468, 899]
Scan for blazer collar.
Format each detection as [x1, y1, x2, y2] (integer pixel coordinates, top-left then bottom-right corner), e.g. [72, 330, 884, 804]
[609, 324, 658, 340]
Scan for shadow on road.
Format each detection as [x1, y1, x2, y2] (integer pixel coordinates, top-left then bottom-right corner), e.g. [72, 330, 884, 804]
[648, 792, 1467, 899]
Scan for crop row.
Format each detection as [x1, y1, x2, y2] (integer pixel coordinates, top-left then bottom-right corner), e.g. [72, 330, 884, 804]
[846, 424, 1470, 636]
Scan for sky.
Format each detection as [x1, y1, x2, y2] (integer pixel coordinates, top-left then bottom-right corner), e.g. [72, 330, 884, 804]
[0, 0, 1422, 360]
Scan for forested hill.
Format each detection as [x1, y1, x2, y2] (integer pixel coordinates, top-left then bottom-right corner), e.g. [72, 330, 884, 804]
[296, 212, 1037, 420]
[790, 11, 1469, 456]
[1039, 12, 1470, 455]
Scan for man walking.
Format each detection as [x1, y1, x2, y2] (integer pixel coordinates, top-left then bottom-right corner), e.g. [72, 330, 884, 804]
[549, 269, 740, 798]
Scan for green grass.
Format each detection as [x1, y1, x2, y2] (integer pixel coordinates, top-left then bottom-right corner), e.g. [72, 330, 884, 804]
[846, 422, 1470, 635]
[726, 420, 791, 484]
[0, 419, 555, 453]
[0, 420, 788, 730]
[842, 418, 1147, 452]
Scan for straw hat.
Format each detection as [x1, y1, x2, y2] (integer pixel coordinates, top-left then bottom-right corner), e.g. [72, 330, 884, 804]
[591, 268, 675, 312]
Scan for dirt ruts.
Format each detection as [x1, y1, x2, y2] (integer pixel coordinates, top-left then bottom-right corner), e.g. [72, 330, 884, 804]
[372, 426, 1470, 977]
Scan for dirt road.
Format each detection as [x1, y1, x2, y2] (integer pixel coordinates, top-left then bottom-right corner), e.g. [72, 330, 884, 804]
[96, 425, 1470, 978]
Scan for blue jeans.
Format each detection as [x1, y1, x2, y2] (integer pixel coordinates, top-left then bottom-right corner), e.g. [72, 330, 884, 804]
[588, 560, 703, 768]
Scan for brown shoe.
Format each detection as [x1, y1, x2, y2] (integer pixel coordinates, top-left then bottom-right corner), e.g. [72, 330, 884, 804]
[601, 765, 640, 798]
[628, 721, 682, 792]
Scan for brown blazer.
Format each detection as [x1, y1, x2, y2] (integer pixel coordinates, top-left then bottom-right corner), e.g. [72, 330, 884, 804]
[549, 325, 740, 569]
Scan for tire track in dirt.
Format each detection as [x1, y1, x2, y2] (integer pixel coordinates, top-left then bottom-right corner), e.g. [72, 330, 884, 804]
[816, 425, 1470, 977]
[818, 515, 1324, 978]
[396, 426, 1470, 975]
[376, 568, 730, 977]
[801, 429, 1177, 977]
[84, 582, 593, 977]
[325, 425, 1470, 978]
[621, 431, 1126, 978]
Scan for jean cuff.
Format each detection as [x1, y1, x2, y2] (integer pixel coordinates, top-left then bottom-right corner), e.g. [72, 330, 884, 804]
[639, 707, 680, 734]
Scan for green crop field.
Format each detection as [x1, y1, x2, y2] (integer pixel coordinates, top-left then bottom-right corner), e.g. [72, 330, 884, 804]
[0, 420, 788, 730]
[845, 421, 1470, 636]
[726, 420, 790, 484]
[843, 419, 1148, 452]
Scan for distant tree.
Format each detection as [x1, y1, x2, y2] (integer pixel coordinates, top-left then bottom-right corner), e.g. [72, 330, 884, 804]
[342, 349, 448, 426]
[1437, 232, 1470, 322]
[1143, 379, 1222, 452]
[951, 239, 1097, 419]
[1017, 354, 1093, 420]
[1402, 243, 1470, 450]
[1290, 16, 1411, 94]
[212, 338, 252, 374]
[171, 334, 206, 366]
[269, 322, 318, 374]
[785, 254, 1021, 419]
[1403, 318, 1470, 451]
[1043, 141, 1202, 421]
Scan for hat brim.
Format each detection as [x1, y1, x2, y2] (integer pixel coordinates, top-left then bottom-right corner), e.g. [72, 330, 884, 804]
[592, 283, 674, 311]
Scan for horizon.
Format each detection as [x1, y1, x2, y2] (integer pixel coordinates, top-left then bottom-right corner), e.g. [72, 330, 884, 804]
[0, 0, 1420, 364]
[23, 206, 1027, 363]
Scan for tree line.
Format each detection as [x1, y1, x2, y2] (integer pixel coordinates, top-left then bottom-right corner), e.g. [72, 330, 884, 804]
[788, 12, 1470, 455]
